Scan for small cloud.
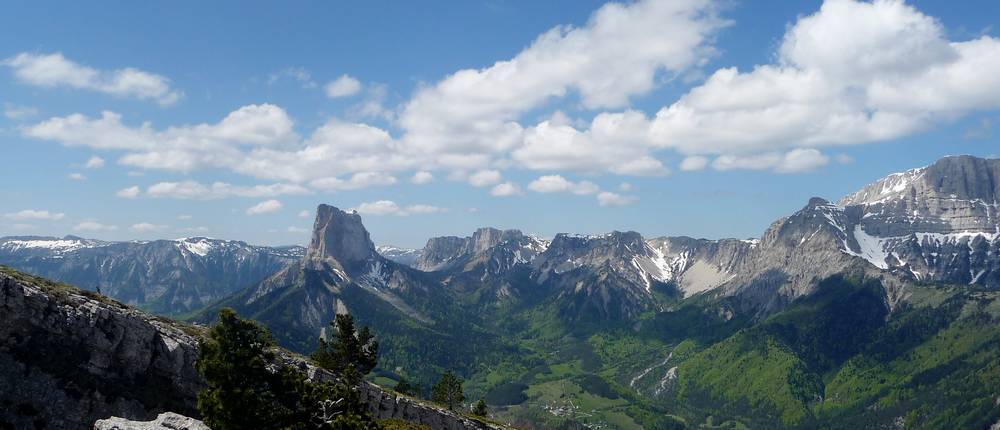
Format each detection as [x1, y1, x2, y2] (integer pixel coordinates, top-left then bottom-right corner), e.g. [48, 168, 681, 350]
[406, 204, 446, 215]
[130, 222, 167, 233]
[355, 200, 403, 216]
[147, 181, 310, 199]
[3, 103, 38, 120]
[287, 226, 309, 233]
[74, 221, 117, 232]
[468, 169, 502, 187]
[4, 209, 65, 221]
[177, 214, 192, 220]
[67, 172, 86, 181]
[618, 182, 633, 192]
[597, 191, 637, 207]
[680, 156, 709, 171]
[963, 117, 994, 140]
[246, 199, 283, 215]
[325, 74, 362, 98]
[116, 186, 141, 199]
[411, 171, 434, 185]
[297, 210, 311, 219]
[267, 66, 316, 89]
[84, 156, 105, 169]
[491, 182, 523, 197]
[354, 200, 444, 216]
[349, 83, 393, 121]
[309, 172, 396, 192]
[712, 149, 829, 174]
[834, 154, 854, 164]
[527, 175, 599, 195]
[3, 52, 182, 105]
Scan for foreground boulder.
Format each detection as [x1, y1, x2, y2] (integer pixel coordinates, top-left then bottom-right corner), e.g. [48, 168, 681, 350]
[94, 413, 209, 430]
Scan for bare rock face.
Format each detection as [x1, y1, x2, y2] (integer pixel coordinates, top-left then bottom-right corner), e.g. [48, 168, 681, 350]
[720, 198, 869, 312]
[532, 231, 672, 320]
[357, 383, 506, 430]
[93, 412, 209, 430]
[840, 155, 1000, 235]
[306, 204, 377, 267]
[833, 156, 1000, 287]
[0, 270, 203, 430]
[414, 228, 547, 273]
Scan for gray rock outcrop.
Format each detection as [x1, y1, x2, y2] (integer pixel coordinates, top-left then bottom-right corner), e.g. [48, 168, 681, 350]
[0, 269, 203, 430]
[306, 204, 377, 266]
[94, 412, 209, 430]
[414, 227, 547, 273]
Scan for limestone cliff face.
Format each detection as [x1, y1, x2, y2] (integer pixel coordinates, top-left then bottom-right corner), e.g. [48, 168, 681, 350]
[830, 155, 1000, 287]
[0, 269, 203, 430]
[306, 204, 377, 267]
[414, 227, 547, 273]
[840, 155, 1000, 235]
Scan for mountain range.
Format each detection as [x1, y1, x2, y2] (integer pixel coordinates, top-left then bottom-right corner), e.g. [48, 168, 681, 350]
[2, 155, 999, 429]
[0, 236, 304, 314]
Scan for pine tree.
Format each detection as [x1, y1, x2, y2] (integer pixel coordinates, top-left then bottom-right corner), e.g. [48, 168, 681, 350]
[196, 308, 382, 430]
[431, 371, 464, 411]
[195, 308, 314, 429]
[472, 398, 488, 417]
[312, 314, 379, 386]
[394, 377, 415, 396]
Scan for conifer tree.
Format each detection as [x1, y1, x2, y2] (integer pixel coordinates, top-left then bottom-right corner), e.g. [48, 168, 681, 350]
[431, 371, 464, 411]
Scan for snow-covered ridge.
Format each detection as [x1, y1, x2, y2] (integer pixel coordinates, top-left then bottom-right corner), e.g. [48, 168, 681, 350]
[0, 237, 109, 254]
[839, 166, 927, 206]
[844, 228, 999, 272]
[175, 237, 217, 257]
[1, 235, 303, 259]
[376, 245, 418, 254]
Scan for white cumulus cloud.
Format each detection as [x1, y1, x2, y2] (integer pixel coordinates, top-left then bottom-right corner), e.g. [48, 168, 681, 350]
[146, 181, 310, 200]
[130, 222, 168, 233]
[246, 199, 283, 215]
[74, 221, 117, 232]
[325, 74, 362, 98]
[354, 200, 445, 216]
[527, 175, 600, 195]
[84, 156, 105, 169]
[4, 209, 66, 221]
[490, 182, 523, 197]
[411, 171, 434, 184]
[3, 52, 182, 105]
[116, 186, 141, 199]
[597, 191, 638, 207]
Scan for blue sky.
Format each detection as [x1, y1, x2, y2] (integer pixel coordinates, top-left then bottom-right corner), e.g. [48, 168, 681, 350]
[1, 0, 998, 248]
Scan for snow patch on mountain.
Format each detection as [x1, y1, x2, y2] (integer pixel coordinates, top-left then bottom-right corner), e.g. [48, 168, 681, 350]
[1, 237, 108, 254]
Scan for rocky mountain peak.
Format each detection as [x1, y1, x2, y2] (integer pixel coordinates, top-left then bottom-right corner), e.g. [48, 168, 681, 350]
[806, 196, 831, 207]
[470, 227, 514, 253]
[413, 227, 546, 272]
[306, 204, 377, 265]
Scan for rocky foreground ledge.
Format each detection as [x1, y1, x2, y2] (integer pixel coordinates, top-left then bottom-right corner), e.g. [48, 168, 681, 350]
[94, 412, 209, 430]
[0, 267, 506, 430]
